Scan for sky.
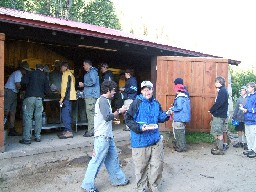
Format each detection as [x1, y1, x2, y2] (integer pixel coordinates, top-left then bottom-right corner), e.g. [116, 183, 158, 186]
[112, 0, 256, 70]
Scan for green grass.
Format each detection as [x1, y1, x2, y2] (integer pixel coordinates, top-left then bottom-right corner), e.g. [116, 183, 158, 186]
[185, 132, 215, 144]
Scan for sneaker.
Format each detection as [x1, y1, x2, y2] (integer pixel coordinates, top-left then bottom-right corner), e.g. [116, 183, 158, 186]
[19, 139, 31, 145]
[223, 144, 229, 151]
[58, 131, 73, 139]
[83, 189, 99, 192]
[34, 138, 41, 142]
[175, 148, 187, 152]
[211, 147, 218, 152]
[243, 150, 252, 156]
[233, 142, 243, 148]
[211, 149, 224, 155]
[248, 151, 256, 158]
[83, 132, 94, 137]
[114, 179, 130, 186]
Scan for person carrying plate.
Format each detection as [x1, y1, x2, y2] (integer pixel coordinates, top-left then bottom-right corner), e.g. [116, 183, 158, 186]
[125, 81, 171, 192]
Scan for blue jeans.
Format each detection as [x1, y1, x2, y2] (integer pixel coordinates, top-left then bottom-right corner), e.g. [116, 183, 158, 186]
[81, 136, 127, 190]
[23, 97, 43, 140]
[61, 99, 72, 132]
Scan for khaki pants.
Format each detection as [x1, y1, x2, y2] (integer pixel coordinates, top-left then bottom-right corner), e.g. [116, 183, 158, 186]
[85, 98, 97, 134]
[132, 138, 164, 192]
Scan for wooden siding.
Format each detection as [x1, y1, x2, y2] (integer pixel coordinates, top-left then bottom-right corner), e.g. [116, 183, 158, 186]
[156, 56, 229, 132]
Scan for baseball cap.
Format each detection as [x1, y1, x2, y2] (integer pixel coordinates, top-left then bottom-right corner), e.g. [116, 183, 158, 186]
[141, 81, 153, 89]
[174, 78, 183, 85]
[241, 86, 247, 91]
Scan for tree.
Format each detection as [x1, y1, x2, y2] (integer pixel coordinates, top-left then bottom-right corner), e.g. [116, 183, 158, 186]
[230, 69, 256, 100]
[81, 0, 121, 30]
[0, 0, 25, 10]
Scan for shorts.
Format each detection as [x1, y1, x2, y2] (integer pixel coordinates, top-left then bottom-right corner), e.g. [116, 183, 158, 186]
[4, 88, 17, 113]
[235, 122, 245, 132]
[211, 116, 227, 136]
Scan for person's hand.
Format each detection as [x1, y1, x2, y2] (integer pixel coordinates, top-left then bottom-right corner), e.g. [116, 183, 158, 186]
[78, 82, 84, 87]
[59, 101, 63, 107]
[141, 124, 147, 131]
[119, 87, 125, 92]
[119, 105, 128, 114]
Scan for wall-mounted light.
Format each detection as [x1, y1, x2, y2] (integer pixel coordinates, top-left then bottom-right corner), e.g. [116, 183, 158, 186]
[144, 47, 147, 50]
[160, 50, 163, 53]
[125, 44, 129, 47]
[104, 39, 108, 44]
[80, 36, 84, 40]
[19, 26, 24, 30]
[52, 31, 57, 36]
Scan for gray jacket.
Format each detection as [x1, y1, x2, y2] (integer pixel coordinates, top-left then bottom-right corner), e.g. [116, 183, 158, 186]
[83, 67, 100, 98]
[233, 96, 247, 122]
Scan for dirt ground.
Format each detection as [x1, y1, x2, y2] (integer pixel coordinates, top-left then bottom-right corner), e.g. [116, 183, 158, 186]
[1, 139, 256, 192]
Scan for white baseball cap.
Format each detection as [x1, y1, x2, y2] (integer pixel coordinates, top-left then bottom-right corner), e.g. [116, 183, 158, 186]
[141, 81, 153, 89]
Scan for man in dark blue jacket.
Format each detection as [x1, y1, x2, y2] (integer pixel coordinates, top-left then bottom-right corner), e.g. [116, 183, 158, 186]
[240, 82, 256, 158]
[120, 69, 137, 131]
[209, 76, 228, 155]
[125, 81, 170, 192]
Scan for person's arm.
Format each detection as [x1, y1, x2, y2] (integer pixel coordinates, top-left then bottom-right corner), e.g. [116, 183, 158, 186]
[171, 98, 184, 112]
[157, 102, 169, 123]
[244, 97, 256, 113]
[232, 97, 240, 119]
[209, 89, 227, 114]
[98, 97, 115, 121]
[60, 73, 66, 103]
[83, 69, 98, 87]
[125, 99, 143, 134]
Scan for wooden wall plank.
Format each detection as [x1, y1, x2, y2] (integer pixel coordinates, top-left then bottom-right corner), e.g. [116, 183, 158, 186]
[0, 33, 5, 152]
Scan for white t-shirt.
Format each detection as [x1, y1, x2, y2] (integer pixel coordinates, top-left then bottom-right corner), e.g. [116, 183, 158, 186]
[5, 70, 22, 93]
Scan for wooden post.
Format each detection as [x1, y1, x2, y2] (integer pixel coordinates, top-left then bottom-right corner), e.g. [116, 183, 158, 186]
[0, 33, 5, 152]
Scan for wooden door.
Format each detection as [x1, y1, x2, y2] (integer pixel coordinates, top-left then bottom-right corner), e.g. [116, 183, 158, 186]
[156, 56, 229, 132]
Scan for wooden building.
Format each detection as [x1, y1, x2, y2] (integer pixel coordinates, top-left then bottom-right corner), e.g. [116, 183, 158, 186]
[0, 7, 240, 152]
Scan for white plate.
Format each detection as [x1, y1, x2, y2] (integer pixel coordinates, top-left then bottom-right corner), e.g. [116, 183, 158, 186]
[145, 124, 158, 129]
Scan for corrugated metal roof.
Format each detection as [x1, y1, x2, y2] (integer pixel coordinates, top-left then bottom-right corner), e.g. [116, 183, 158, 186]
[0, 7, 240, 64]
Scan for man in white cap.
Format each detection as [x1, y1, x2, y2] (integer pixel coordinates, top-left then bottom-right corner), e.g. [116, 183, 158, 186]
[125, 80, 170, 192]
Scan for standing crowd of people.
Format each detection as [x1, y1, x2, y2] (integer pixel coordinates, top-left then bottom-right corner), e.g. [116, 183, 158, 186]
[4, 60, 256, 191]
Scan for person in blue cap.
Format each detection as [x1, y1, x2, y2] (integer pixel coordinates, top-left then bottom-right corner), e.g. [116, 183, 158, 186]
[232, 86, 248, 149]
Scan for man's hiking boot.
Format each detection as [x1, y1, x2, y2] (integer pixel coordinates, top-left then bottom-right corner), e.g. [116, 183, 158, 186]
[211, 149, 224, 155]
[58, 131, 73, 139]
[19, 139, 31, 145]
